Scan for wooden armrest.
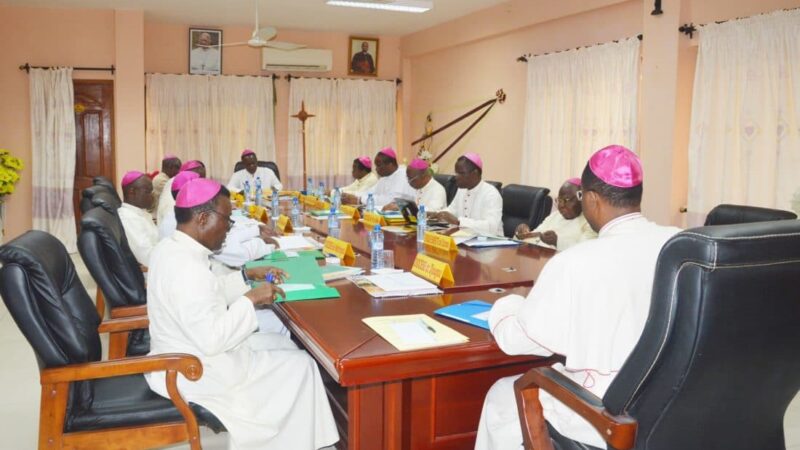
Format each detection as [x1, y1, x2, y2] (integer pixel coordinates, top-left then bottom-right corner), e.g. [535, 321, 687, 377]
[110, 304, 148, 319]
[40, 353, 202, 384]
[97, 315, 149, 334]
[514, 367, 637, 450]
[140, 265, 149, 273]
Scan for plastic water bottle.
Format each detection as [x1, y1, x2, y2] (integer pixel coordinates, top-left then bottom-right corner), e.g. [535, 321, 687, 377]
[254, 176, 263, 206]
[243, 180, 251, 202]
[333, 187, 341, 211]
[271, 188, 280, 220]
[290, 197, 300, 227]
[307, 177, 313, 196]
[370, 224, 384, 271]
[366, 193, 375, 213]
[328, 207, 339, 231]
[318, 181, 326, 200]
[417, 204, 427, 243]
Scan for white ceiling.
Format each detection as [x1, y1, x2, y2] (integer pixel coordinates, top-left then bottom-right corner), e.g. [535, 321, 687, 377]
[1, 0, 511, 35]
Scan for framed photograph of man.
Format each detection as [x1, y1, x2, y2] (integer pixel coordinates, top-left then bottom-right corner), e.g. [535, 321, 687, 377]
[189, 28, 222, 75]
[349, 37, 379, 76]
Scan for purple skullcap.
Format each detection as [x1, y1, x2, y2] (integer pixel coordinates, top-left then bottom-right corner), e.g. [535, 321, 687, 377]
[241, 149, 256, 158]
[171, 171, 200, 192]
[163, 154, 179, 161]
[462, 152, 483, 170]
[180, 160, 202, 171]
[409, 158, 429, 170]
[121, 171, 146, 188]
[588, 145, 643, 188]
[175, 178, 222, 208]
[378, 147, 397, 160]
[357, 155, 372, 169]
[567, 177, 582, 187]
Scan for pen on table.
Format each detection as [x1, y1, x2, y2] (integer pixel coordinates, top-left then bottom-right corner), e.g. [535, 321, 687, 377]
[419, 319, 437, 334]
[265, 273, 275, 284]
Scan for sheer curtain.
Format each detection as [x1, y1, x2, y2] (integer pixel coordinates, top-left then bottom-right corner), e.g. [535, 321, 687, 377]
[288, 78, 396, 189]
[520, 37, 640, 192]
[146, 74, 277, 182]
[30, 68, 77, 252]
[687, 9, 800, 225]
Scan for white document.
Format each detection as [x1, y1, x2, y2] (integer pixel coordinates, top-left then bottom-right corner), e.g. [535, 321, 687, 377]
[274, 236, 321, 251]
[278, 283, 316, 292]
[366, 272, 438, 293]
[389, 321, 436, 346]
[471, 310, 491, 321]
[462, 236, 520, 248]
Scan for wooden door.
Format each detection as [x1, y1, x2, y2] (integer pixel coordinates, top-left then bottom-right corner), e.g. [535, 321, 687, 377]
[73, 80, 115, 228]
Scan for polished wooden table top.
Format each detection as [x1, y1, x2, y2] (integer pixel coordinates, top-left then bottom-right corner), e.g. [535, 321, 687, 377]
[272, 284, 541, 386]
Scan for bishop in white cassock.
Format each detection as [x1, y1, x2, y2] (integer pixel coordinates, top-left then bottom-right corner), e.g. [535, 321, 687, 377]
[150, 154, 181, 216]
[145, 178, 338, 450]
[475, 145, 680, 449]
[341, 156, 379, 195]
[342, 147, 415, 209]
[382, 158, 448, 213]
[227, 149, 282, 195]
[117, 171, 159, 266]
[429, 153, 504, 236]
[157, 159, 205, 225]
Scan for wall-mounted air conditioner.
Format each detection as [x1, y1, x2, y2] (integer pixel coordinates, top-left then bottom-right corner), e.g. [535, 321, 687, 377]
[262, 48, 333, 72]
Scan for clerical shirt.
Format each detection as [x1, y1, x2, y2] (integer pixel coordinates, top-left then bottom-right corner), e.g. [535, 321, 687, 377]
[444, 181, 504, 236]
[117, 202, 159, 266]
[156, 177, 175, 225]
[360, 165, 416, 208]
[150, 172, 170, 215]
[341, 171, 378, 195]
[227, 167, 282, 195]
[416, 177, 447, 211]
[526, 211, 597, 251]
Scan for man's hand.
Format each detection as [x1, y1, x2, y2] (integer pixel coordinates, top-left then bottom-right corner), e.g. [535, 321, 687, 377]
[259, 224, 280, 246]
[540, 230, 558, 246]
[245, 283, 286, 307]
[514, 224, 531, 239]
[245, 266, 288, 284]
[382, 202, 399, 211]
[428, 211, 459, 225]
[341, 193, 359, 205]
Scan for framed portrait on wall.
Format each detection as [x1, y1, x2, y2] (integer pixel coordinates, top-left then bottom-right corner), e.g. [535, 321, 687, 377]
[348, 36, 379, 76]
[189, 28, 222, 75]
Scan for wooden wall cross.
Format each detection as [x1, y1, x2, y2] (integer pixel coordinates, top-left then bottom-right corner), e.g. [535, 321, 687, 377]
[291, 101, 315, 191]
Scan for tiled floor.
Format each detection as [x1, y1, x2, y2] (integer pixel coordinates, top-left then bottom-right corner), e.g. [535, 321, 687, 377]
[0, 254, 798, 449]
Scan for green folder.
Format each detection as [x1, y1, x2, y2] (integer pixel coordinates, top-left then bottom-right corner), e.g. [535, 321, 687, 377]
[245, 255, 339, 302]
[256, 249, 325, 261]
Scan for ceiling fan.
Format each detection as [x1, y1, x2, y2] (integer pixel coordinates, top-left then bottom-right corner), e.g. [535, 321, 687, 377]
[214, 0, 306, 50]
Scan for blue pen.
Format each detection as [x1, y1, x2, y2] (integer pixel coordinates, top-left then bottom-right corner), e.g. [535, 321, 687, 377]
[265, 273, 275, 284]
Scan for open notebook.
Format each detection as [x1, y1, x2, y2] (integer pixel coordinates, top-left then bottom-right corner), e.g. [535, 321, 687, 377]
[362, 314, 469, 351]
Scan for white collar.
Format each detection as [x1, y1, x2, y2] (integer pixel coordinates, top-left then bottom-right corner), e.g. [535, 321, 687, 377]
[171, 230, 213, 258]
[598, 212, 644, 236]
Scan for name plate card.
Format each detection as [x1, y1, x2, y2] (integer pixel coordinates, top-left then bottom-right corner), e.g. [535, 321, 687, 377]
[412, 254, 455, 288]
[301, 195, 316, 206]
[424, 231, 457, 252]
[277, 215, 293, 234]
[340, 204, 360, 220]
[363, 211, 387, 227]
[249, 205, 269, 223]
[323, 236, 356, 266]
[281, 190, 301, 198]
[317, 200, 332, 211]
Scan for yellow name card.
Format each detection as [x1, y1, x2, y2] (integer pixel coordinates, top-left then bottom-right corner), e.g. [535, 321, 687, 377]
[323, 236, 356, 266]
[280, 190, 301, 198]
[277, 214, 293, 234]
[423, 244, 458, 262]
[248, 205, 269, 223]
[363, 211, 387, 227]
[301, 195, 316, 206]
[424, 231, 457, 252]
[317, 200, 332, 211]
[412, 254, 455, 288]
[340, 204, 360, 220]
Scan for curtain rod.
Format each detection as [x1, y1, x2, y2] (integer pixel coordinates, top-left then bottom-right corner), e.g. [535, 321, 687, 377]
[284, 74, 402, 85]
[144, 72, 280, 80]
[679, 6, 800, 38]
[517, 35, 643, 63]
[19, 63, 115, 74]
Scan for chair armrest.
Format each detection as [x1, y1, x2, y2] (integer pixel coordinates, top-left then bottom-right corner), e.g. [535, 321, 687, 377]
[514, 366, 637, 450]
[110, 304, 148, 319]
[97, 315, 149, 333]
[40, 353, 202, 384]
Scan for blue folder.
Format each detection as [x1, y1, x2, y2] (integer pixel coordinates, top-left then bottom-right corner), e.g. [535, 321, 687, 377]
[434, 300, 493, 330]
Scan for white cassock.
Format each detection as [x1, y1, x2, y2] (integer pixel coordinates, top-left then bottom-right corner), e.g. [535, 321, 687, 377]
[475, 213, 680, 449]
[190, 47, 220, 74]
[341, 171, 378, 195]
[415, 177, 448, 212]
[145, 231, 339, 450]
[156, 177, 175, 225]
[117, 202, 159, 266]
[151, 172, 170, 216]
[525, 211, 597, 252]
[445, 181, 504, 236]
[359, 165, 416, 209]
[227, 167, 283, 194]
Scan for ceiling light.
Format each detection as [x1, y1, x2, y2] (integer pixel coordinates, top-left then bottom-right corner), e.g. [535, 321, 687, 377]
[326, 0, 433, 13]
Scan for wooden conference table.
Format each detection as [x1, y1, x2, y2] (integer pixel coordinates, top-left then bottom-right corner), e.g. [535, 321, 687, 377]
[270, 210, 556, 449]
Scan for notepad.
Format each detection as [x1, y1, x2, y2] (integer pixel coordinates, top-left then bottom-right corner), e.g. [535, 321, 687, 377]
[350, 272, 441, 298]
[273, 236, 322, 251]
[320, 264, 364, 281]
[434, 300, 493, 330]
[362, 314, 469, 351]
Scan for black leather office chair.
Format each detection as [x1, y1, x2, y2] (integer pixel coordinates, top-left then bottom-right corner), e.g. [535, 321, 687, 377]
[93, 175, 121, 203]
[0, 230, 224, 449]
[90, 190, 122, 214]
[704, 203, 797, 225]
[434, 174, 457, 205]
[80, 185, 115, 214]
[79, 206, 149, 358]
[515, 220, 800, 450]
[233, 160, 281, 181]
[501, 184, 553, 237]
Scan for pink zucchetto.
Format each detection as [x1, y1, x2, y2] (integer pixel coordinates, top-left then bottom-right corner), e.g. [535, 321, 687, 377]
[588, 145, 643, 188]
[378, 147, 397, 160]
[357, 156, 372, 169]
[409, 158, 429, 170]
[462, 152, 483, 170]
[180, 160, 202, 171]
[241, 149, 256, 158]
[171, 171, 201, 192]
[121, 171, 145, 188]
[163, 154, 179, 161]
[175, 179, 222, 208]
[567, 177, 582, 187]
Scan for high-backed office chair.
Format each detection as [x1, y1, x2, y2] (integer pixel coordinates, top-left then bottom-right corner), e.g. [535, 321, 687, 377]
[0, 230, 223, 449]
[514, 220, 800, 450]
[434, 174, 457, 205]
[91, 190, 122, 214]
[92, 175, 121, 203]
[80, 185, 115, 214]
[704, 203, 797, 226]
[79, 206, 149, 358]
[233, 160, 282, 181]
[486, 180, 503, 193]
[501, 184, 553, 237]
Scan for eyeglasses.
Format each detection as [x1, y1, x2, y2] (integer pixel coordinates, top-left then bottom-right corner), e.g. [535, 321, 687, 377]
[576, 190, 584, 202]
[407, 173, 424, 184]
[556, 195, 579, 205]
[207, 209, 235, 230]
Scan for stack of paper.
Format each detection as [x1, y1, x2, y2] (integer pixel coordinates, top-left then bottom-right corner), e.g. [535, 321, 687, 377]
[273, 236, 322, 251]
[350, 272, 441, 298]
[362, 314, 469, 351]
[380, 211, 407, 225]
[320, 264, 364, 281]
[462, 236, 520, 248]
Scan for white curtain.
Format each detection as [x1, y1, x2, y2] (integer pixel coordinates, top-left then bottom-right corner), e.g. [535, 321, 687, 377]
[288, 78, 397, 190]
[30, 68, 77, 252]
[146, 74, 277, 182]
[520, 37, 640, 193]
[687, 9, 800, 225]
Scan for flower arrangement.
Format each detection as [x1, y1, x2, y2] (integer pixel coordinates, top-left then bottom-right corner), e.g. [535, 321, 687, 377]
[0, 149, 24, 198]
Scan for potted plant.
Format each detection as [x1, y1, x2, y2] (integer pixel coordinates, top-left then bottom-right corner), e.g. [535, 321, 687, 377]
[0, 148, 24, 243]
